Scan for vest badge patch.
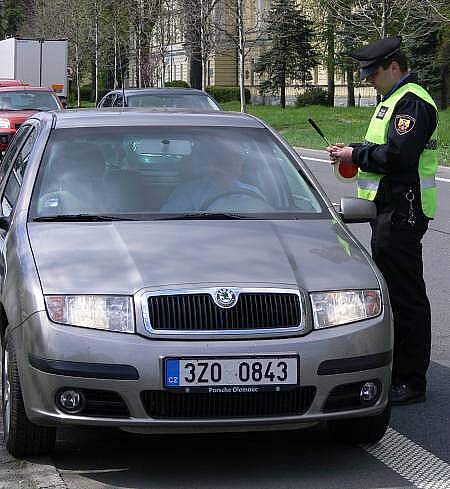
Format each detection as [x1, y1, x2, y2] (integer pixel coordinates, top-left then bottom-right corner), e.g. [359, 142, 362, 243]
[376, 106, 389, 119]
[395, 114, 416, 135]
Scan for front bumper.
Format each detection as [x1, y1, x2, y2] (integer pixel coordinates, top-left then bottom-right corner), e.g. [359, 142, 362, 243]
[12, 310, 392, 433]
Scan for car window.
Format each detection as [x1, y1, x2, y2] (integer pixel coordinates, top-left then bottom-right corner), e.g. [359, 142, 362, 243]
[30, 126, 326, 220]
[2, 128, 37, 216]
[113, 95, 125, 107]
[0, 125, 33, 184]
[127, 94, 220, 110]
[100, 94, 115, 107]
[0, 90, 60, 111]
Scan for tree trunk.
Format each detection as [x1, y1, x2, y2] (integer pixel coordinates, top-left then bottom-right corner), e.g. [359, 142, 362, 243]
[280, 69, 286, 109]
[202, 58, 208, 91]
[187, 0, 202, 89]
[91, 61, 96, 103]
[75, 45, 80, 108]
[237, 0, 246, 113]
[94, 4, 99, 105]
[346, 67, 355, 107]
[239, 48, 246, 112]
[326, 14, 335, 107]
[190, 53, 202, 89]
[440, 67, 448, 110]
[114, 24, 118, 89]
[381, 0, 386, 38]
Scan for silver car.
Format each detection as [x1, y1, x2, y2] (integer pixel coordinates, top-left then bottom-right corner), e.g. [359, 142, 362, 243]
[0, 109, 392, 457]
[97, 88, 222, 111]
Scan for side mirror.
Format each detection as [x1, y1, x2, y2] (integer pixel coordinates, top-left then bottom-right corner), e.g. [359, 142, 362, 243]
[339, 197, 376, 223]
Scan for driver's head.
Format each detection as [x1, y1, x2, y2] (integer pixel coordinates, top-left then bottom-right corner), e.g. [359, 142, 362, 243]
[203, 141, 244, 180]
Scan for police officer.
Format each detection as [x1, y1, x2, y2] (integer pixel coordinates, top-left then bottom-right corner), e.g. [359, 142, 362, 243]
[327, 36, 438, 405]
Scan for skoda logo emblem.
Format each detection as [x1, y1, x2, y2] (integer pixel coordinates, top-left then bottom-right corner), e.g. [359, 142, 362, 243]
[214, 288, 238, 308]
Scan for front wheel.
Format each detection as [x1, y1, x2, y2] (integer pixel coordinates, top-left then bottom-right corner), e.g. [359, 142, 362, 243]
[328, 404, 391, 444]
[2, 337, 56, 457]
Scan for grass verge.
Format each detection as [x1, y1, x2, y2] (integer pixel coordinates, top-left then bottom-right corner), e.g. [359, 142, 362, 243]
[222, 101, 449, 166]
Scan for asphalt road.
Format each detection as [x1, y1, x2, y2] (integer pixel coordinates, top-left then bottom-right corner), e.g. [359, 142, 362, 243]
[1, 151, 449, 489]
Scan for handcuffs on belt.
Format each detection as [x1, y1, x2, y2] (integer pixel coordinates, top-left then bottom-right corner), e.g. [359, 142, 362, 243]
[405, 189, 415, 226]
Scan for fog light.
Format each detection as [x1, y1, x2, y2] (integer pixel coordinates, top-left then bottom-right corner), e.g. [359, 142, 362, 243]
[57, 389, 85, 413]
[360, 382, 378, 403]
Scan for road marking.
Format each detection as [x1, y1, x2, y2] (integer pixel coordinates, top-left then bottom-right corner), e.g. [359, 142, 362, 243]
[301, 156, 332, 163]
[300, 156, 450, 183]
[363, 427, 450, 489]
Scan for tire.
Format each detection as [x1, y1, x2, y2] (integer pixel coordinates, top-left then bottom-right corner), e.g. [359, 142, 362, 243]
[2, 337, 56, 457]
[328, 404, 391, 444]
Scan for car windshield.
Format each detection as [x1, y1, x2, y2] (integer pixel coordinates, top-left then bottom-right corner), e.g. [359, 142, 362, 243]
[30, 126, 326, 220]
[0, 90, 60, 111]
[126, 94, 220, 110]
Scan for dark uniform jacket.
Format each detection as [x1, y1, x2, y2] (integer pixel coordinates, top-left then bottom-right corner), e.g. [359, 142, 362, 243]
[350, 73, 437, 222]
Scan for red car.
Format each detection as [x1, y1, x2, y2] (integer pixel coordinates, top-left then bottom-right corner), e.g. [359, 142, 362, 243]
[0, 85, 62, 153]
[0, 79, 26, 87]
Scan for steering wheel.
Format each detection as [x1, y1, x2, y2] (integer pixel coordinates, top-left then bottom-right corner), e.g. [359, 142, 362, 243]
[200, 188, 269, 211]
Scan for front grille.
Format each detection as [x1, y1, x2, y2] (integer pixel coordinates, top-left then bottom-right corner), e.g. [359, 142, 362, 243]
[141, 387, 316, 419]
[147, 293, 301, 331]
[81, 389, 130, 418]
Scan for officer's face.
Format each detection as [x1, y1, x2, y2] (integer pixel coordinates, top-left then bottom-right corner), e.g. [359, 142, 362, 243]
[365, 62, 400, 95]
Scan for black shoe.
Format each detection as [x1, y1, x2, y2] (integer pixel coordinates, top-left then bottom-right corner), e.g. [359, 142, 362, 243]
[391, 384, 426, 405]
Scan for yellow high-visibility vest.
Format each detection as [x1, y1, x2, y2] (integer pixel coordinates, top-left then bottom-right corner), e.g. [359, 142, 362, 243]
[357, 83, 438, 218]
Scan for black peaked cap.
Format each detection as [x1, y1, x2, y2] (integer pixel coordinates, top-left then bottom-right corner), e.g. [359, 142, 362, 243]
[350, 36, 402, 79]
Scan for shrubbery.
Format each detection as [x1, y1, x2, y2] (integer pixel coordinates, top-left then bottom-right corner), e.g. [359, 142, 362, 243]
[206, 86, 251, 104]
[69, 85, 109, 103]
[295, 87, 328, 107]
[165, 80, 190, 88]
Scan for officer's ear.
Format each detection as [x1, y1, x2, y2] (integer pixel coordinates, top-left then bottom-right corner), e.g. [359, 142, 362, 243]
[390, 60, 402, 75]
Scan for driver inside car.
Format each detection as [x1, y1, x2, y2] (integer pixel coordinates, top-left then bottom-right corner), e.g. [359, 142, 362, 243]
[161, 141, 267, 212]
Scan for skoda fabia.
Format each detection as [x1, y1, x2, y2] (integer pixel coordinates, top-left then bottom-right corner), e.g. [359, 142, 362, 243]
[0, 109, 392, 457]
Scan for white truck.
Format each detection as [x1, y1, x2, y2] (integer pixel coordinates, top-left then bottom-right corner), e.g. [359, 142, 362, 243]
[0, 37, 68, 98]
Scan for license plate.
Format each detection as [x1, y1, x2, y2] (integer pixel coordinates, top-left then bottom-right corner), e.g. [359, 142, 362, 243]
[164, 356, 298, 389]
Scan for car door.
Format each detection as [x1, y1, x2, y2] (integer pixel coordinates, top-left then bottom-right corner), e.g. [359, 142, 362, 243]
[0, 124, 37, 279]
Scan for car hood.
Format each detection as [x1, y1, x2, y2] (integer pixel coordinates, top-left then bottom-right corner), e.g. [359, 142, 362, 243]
[0, 109, 37, 124]
[28, 220, 379, 294]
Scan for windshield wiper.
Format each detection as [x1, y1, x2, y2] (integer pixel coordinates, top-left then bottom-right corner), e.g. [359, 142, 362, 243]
[32, 214, 136, 222]
[156, 212, 252, 220]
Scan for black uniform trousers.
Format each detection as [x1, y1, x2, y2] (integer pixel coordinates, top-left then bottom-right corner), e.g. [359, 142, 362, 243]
[370, 191, 431, 392]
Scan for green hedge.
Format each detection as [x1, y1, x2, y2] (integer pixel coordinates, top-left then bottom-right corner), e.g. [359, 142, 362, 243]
[295, 87, 328, 107]
[165, 80, 190, 88]
[70, 85, 109, 103]
[206, 86, 251, 104]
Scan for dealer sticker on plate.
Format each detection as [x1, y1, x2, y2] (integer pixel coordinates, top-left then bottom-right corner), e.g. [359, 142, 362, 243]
[165, 355, 298, 390]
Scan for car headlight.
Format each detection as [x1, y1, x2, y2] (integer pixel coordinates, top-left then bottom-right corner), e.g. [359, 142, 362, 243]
[310, 290, 381, 329]
[45, 295, 134, 333]
[0, 118, 11, 129]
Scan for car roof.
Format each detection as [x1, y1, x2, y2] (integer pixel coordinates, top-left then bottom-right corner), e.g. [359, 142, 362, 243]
[39, 109, 266, 129]
[0, 86, 54, 92]
[105, 88, 211, 97]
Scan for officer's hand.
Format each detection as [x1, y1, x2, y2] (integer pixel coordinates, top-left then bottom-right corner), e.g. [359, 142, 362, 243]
[326, 143, 345, 163]
[329, 145, 354, 165]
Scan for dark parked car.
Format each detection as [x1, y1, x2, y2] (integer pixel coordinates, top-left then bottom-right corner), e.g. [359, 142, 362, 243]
[97, 88, 222, 111]
[0, 109, 392, 458]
